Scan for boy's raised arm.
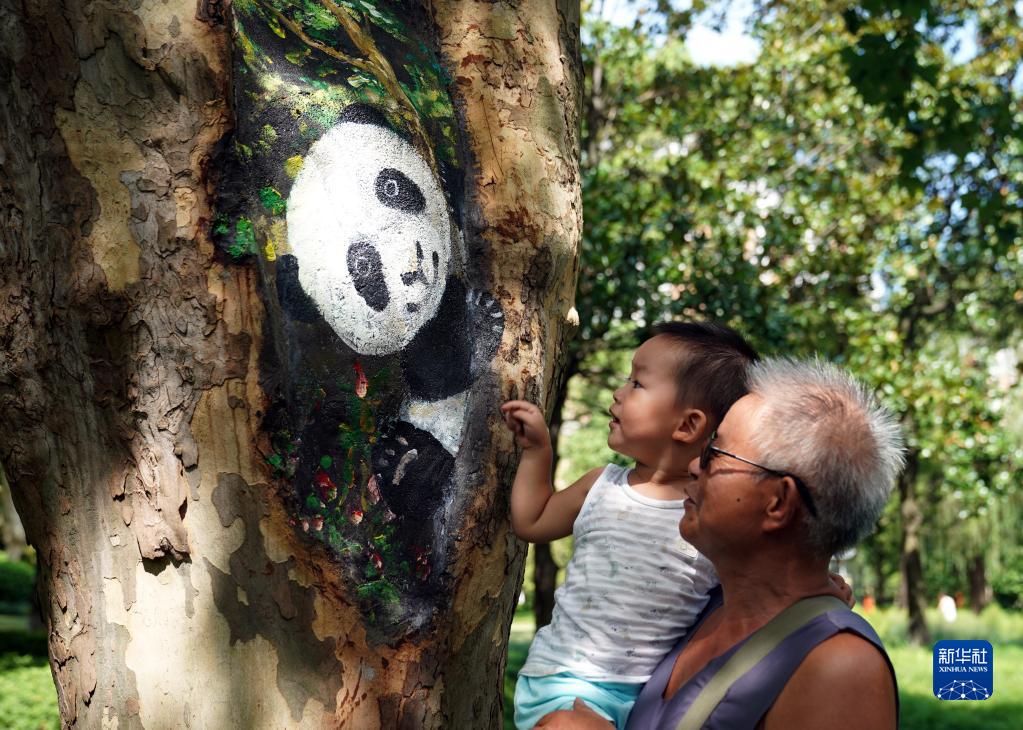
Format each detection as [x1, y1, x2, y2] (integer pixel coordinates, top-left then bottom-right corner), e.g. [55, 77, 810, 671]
[502, 400, 603, 543]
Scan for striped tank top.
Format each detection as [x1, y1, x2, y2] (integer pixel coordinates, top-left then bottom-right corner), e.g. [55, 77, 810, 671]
[519, 464, 718, 683]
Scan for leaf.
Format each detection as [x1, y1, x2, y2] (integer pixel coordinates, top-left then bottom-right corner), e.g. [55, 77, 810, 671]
[284, 155, 305, 178]
[285, 48, 311, 65]
[258, 186, 287, 215]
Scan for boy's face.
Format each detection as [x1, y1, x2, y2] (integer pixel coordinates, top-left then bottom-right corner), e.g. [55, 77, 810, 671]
[607, 335, 690, 463]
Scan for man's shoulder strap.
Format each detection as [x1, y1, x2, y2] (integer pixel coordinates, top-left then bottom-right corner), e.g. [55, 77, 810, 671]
[675, 594, 847, 730]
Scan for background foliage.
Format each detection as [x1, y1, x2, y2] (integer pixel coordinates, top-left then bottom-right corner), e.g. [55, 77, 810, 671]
[529, 0, 1022, 649]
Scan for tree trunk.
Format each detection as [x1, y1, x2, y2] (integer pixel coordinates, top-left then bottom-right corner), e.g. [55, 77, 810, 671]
[898, 452, 930, 645]
[967, 553, 990, 614]
[531, 394, 562, 631]
[0, 1, 581, 727]
[872, 546, 888, 605]
[0, 462, 28, 562]
[532, 544, 558, 630]
[532, 350, 577, 629]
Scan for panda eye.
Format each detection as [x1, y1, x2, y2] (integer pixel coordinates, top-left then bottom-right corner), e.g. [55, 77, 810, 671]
[347, 240, 389, 312]
[375, 168, 426, 214]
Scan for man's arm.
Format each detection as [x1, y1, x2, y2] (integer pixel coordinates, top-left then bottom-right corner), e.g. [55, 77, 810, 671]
[502, 400, 603, 543]
[763, 632, 897, 730]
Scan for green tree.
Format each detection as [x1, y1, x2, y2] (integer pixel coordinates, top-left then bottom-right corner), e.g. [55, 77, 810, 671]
[542, 0, 1022, 645]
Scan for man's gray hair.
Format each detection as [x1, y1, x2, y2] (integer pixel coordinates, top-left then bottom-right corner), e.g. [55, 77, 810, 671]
[747, 357, 905, 558]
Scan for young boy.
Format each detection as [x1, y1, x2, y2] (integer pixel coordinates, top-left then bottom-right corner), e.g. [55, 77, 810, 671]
[502, 322, 759, 730]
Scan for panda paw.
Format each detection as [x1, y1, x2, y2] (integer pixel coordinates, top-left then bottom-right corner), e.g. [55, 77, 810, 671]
[467, 289, 505, 366]
[372, 421, 452, 519]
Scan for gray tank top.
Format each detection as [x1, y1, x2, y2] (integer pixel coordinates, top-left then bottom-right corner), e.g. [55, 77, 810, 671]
[626, 588, 898, 729]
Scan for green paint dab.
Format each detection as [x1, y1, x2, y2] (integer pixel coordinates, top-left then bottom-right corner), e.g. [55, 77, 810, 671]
[229, 217, 256, 258]
[259, 186, 286, 215]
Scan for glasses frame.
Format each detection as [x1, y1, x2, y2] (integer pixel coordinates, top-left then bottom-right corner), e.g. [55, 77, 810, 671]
[699, 432, 819, 518]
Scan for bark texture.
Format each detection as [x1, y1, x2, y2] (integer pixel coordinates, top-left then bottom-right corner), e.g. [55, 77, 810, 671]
[0, 0, 580, 727]
[431, 0, 582, 724]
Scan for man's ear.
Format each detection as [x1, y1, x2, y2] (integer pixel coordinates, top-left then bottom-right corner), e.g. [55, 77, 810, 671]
[673, 408, 708, 444]
[762, 476, 802, 533]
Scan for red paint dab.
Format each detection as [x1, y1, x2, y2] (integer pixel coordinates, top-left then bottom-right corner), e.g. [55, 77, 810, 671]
[353, 361, 368, 398]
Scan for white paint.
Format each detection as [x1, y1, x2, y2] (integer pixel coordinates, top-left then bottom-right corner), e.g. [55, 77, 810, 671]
[287, 121, 452, 355]
[400, 391, 468, 454]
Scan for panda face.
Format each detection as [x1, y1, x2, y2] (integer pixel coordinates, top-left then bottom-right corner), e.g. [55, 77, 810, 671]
[286, 120, 451, 355]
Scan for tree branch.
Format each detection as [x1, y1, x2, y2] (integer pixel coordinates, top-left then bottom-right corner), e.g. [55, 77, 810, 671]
[320, 0, 438, 174]
[269, 5, 367, 72]
[270, 1, 439, 175]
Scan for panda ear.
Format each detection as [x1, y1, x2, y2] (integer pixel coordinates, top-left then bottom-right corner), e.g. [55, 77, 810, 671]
[338, 103, 391, 128]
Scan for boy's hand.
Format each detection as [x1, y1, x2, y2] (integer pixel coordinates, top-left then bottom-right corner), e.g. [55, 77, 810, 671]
[501, 400, 551, 452]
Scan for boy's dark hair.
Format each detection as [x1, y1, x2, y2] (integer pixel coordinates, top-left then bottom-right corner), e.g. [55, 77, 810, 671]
[650, 321, 760, 428]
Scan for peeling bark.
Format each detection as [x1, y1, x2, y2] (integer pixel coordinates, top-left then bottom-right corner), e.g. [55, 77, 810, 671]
[0, 0, 580, 726]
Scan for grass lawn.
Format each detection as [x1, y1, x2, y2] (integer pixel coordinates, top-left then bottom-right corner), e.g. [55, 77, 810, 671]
[505, 612, 535, 729]
[0, 614, 29, 632]
[3, 610, 1019, 729]
[0, 611, 58, 730]
[0, 653, 59, 730]
[891, 644, 1022, 730]
[503, 610, 1023, 730]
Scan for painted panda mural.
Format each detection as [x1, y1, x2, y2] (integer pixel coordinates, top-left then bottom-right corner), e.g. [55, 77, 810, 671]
[214, 1, 502, 631]
[279, 103, 503, 551]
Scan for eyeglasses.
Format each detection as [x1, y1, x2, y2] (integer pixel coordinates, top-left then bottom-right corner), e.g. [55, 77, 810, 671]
[699, 431, 819, 518]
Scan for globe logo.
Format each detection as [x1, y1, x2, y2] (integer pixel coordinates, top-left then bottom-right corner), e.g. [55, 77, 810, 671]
[935, 679, 990, 701]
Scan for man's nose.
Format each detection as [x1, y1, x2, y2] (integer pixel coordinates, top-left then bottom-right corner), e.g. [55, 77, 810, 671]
[688, 455, 701, 481]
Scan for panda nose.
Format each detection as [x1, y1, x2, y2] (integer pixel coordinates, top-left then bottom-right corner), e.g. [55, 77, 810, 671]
[347, 239, 389, 312]
[401, 241, 433, 287]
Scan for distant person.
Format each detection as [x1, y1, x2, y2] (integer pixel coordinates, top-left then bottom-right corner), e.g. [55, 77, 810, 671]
[502, 322, 759, 729]
[938, 593, 958, 623]
[535, 358, 904, 730]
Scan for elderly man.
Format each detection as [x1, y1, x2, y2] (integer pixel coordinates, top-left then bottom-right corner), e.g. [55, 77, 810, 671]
[537, 357, 904, 729]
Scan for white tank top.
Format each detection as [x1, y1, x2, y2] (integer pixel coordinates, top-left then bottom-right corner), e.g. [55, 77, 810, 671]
[519, 464, 718, 683]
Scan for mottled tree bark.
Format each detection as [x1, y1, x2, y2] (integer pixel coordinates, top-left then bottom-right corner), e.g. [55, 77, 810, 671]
[0, 0, 580, 726]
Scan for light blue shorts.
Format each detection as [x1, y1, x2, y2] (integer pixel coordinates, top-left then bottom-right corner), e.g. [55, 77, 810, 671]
[513, 672, 642, 730]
